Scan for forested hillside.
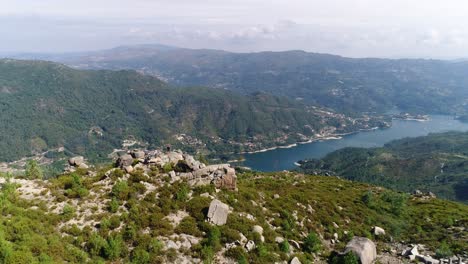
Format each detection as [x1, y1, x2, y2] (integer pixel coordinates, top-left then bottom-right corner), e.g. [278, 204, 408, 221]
[0, 59, 384, 162]
[298, 131, 468, 202]
[30, 44, 468, 115]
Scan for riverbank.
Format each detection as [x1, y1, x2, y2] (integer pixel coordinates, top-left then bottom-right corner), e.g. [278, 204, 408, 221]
[241, 126, 383, 155]
[239, 115, 468, 172]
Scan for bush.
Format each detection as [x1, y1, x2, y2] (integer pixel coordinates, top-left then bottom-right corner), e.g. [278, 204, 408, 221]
[175, 183, 190, 202]
[108, 198, 119, 213]
[86, 233, 107, 257]
[330, 251, 359, 264]
[104, 235, 124, 260]
[175, 216, 202, 236]
[279, 241, 290, 253]
[131, 248, 150, 264]
[62, 204, 76, 219]
[162, 163, 174, 173]
[201, 246, 214, 264]
[112, 180, 130, 200]
[224, 246, 246, 261]
[206, 226, 221, 250]
[303, 232, 322, 253]
[435, 241, 453, 258]
[25, 160, 43, 179]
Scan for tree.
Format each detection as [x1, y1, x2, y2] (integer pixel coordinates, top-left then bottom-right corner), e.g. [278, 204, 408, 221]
[25, 160, 43, 179]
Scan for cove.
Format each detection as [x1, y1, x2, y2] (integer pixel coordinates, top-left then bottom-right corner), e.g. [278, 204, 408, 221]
[239, 115, 468, 172]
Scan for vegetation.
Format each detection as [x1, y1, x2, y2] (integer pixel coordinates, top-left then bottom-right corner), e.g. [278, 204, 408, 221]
[0, 165, 466, 263]
[45, 44, 468, 115]
[298, 131, 468, 202]
[0, 59, 384, 162]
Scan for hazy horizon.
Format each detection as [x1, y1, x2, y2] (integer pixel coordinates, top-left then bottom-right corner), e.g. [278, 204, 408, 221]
[2, 0, 468, 59]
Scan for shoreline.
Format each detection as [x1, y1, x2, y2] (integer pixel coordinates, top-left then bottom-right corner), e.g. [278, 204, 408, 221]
[240, 126, 387, 155]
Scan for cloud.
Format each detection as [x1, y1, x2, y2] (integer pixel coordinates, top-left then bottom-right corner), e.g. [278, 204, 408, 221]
[3, 1, 468, 58]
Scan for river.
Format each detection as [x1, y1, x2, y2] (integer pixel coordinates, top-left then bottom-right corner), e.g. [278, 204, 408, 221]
[238, 115, 468, 172]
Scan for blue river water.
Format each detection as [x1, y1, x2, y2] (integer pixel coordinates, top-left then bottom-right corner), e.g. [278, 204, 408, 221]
[239, 115, 468, 172]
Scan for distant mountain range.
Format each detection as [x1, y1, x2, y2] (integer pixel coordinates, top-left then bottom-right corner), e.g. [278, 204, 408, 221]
[298, 131, 468, 203]
[0, 59, 385, 162]
[8, 44, 468, 115]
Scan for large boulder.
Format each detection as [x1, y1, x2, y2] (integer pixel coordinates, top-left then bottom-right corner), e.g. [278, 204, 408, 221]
[117, 154, 133, 168]
[132, 150, 145, 159]
[372, 226, 386, 236]
[207, 199, 229, 225]
[183, 154, 203, 170]
[68, 156, 84, 167]
[344, 237, 377, 264]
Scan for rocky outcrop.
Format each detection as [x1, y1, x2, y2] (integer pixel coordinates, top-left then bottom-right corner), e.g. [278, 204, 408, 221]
[67, 156, 88, 170]
[115, 149, 237, 190]
[207, 199, 229, 225]
[344, 237, 377, 264]
[117, 154, 133, 168]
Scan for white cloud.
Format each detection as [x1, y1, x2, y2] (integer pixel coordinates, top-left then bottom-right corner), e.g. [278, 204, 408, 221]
[2, 0, 468, 58]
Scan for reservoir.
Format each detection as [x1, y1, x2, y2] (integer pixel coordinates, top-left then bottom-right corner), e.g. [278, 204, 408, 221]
[240, 115, 468, 172]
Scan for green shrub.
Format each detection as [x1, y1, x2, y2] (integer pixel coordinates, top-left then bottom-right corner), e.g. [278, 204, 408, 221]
[435, 241, 453, 258]
[25, 160, 43, 179]
[279, 241, 290, 253]
[201, 246, 214, 264]
[175, 216, 202, 236]
[62, 204, 76, 219]
[330, 251, 359, 264]
[86, 233, 107, 257]
[131, 248, 150, 264]
[187, 196, 211, 221]
[206, 226, 221, 250]
[104, 235, 124, 260]
[163, 163, 174, 173]
[112, 180, 130, 200]
[108, 198, 119, 213]
[224, 246, 246, 261]
[303, 232, 322, 253]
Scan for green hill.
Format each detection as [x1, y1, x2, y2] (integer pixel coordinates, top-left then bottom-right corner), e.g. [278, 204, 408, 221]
[298, 131, 468, 202]
[0, 59, 384, 162]
[34, 45, 468, 115]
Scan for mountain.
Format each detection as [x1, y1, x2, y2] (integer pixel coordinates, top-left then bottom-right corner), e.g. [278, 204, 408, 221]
[0, 59, 385, 163]
[21, 45, 468, 115]
[0, 150, 466, 263]
[297, 131, 468, 202]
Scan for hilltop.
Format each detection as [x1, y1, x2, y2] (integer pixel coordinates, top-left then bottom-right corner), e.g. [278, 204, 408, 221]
[19, 44, 468, 115]
[298, 131, 468, 203]
[0, 59, 386, 163]
[0, 149, 466, 263]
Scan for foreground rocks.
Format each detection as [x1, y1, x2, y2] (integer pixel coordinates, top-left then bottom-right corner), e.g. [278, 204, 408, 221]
[344, 237, 377, 264]
[115, 149, 237, 190]
[207, 199, 230, 225]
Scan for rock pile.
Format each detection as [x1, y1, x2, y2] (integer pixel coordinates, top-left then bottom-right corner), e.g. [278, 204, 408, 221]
[115, 149, 237, 190]
[401, 245, 466, 264]
[412, 189, 437, 199]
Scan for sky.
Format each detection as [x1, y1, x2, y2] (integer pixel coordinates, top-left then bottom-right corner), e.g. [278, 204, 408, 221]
[1, 0, 468, 58]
